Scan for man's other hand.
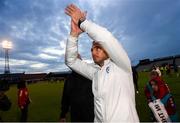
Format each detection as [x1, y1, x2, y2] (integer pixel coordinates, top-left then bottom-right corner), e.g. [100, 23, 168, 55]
[70, 19, 83, 37]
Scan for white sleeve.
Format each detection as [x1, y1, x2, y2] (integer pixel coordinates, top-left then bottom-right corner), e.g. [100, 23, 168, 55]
[80, 20, 132, 73]
[65, 35, 97, 80]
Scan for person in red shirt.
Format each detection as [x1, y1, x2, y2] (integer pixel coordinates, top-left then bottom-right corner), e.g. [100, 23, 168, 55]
[144, 70, 179, 122]
[17, 80, 30, 122]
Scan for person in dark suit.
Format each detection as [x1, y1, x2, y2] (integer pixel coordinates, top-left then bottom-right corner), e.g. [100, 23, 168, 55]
[59, 71, 94, 122]
[132, 66, 139, 94]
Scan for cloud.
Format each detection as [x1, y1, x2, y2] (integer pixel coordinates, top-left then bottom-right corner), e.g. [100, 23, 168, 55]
[0, 0, 179, 73]
[90, 0, 180, 61]
[30, 63, 48, 69]
[38, 53, 58, 60]
[43, 47, 64, 56]
[77, 0, 112, 20]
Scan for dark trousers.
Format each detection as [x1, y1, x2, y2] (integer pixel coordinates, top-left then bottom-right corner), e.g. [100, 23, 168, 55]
[20, 105, 28, 122]
[133, 78, 139, 92]
[70, 105, 94, 122]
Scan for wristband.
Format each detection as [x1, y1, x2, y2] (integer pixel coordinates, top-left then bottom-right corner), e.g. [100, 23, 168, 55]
[78, 18, 86, 28]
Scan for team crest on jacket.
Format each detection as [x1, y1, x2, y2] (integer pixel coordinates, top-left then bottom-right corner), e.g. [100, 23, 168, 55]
[106, 66, 110, 73]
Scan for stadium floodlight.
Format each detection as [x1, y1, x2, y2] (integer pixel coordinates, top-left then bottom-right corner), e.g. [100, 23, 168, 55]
[1, 40, 12, 74]
[2, 40, 12, 49]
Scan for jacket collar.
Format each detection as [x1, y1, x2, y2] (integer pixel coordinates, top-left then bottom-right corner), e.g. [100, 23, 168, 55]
[103, 58, 111, 66]
[94, 58, 111, 69]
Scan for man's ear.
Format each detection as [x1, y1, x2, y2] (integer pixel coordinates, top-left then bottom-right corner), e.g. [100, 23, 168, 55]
[105, 51, 109, 58]
[102, 47, 109, 58]
[77, 53, 82, 60]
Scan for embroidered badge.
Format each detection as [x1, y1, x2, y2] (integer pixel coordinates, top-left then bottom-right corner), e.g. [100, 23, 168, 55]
[106, 66, 110, 73]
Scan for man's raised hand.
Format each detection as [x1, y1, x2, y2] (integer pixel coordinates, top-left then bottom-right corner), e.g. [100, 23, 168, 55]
[65, 4, 86, 37]
[70, 19, 83, 37]
[65, 4, 86, 25]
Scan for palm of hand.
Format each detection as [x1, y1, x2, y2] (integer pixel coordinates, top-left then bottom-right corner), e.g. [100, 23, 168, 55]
[65, 4, 85, 24]
[71, 20, 83, 35]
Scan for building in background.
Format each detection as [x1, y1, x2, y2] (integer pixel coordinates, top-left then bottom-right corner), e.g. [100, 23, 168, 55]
[136, 55, 180, 72]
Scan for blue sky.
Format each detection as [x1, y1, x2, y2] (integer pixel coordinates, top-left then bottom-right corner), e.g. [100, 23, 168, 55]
[0, 0, 180, 73]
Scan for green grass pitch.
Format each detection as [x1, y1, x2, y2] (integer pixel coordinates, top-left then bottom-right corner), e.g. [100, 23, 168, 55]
[0, 72, 180, 122]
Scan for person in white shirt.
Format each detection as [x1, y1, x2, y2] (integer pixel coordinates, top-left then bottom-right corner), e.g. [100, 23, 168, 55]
[153, 65, 162, 77]
[64, 4, 139, 122]
[156, 66, 162, 77]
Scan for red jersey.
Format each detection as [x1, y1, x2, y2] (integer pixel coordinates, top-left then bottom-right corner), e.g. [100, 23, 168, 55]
[144, 77, 177, 116]
[18, 87, 30, 107]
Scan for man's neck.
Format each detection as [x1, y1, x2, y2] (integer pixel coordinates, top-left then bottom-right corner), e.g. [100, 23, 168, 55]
[98, 62, 104, 67]
[97, 58, 110, 67]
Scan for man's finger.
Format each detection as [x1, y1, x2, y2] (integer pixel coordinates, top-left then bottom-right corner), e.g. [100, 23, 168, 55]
[65, 9, 72, 16]
[65, 7, 73, 14]
[70, 4, 79, 10]
[65, 7, 74, 14]
[67, 5, 76, 12]
[70, 4, 82, 13]
[69, 4, 76, 11]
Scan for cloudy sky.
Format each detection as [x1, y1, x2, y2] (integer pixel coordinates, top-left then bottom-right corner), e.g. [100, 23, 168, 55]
[0, 0, 180, 73]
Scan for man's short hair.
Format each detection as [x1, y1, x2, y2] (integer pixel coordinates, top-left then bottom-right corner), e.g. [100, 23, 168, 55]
[92, 41, 101, 47]
[92, 41, 109, 57]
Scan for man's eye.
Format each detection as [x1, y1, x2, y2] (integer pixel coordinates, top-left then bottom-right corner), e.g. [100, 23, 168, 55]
[96, 47, 102, 50]
[91, 47, 102, 52]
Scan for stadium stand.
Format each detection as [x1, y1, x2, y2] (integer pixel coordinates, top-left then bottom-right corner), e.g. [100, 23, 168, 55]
[136, 55, 180, 72]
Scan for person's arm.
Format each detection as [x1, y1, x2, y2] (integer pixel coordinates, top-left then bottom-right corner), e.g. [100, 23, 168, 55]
[64, 5, 97, 80]
[65, 35, 97, 80]
[144, 85, 153, 103]
[80, 20, 132, 73]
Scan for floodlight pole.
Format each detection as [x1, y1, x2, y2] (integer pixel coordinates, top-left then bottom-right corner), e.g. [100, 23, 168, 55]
[4, 48, 10, 74]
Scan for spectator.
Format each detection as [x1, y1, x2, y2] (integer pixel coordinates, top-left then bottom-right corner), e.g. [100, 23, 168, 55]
[132, 66, 139, 94]
[0, 79, 11, 122]
[59, 71, 94, 122]
[166, 64, 171, 75]
[0, 90, 11, 122]
[144, 70, 179, 122]
[174, 64, 179, 77]
[152, 65, 161, 77]
[17, 80, 30, 122]
[160, 66, 164, 75]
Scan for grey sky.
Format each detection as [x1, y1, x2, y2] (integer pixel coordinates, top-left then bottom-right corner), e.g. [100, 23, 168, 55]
[0, 0, 180, 73]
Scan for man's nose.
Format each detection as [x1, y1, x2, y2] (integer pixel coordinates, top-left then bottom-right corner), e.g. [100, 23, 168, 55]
[93, 50, 99, 55]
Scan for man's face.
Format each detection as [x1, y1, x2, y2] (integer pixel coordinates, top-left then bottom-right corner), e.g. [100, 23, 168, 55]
[91, 42, 108, 66]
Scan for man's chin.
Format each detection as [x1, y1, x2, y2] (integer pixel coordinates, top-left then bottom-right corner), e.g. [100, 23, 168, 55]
[94, 60, 101, 65]
[93, 60, 99, 64]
